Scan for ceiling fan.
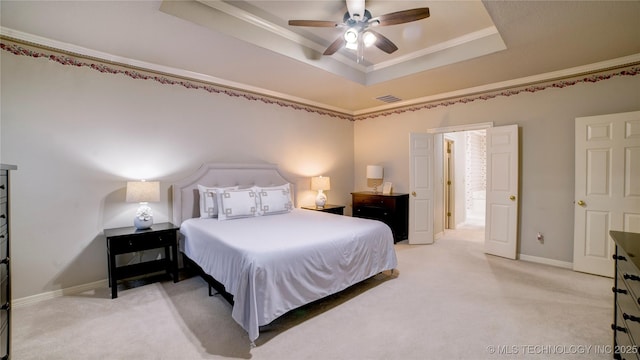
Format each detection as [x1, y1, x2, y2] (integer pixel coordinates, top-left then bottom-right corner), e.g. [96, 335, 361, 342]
[288, 0, 430, 57]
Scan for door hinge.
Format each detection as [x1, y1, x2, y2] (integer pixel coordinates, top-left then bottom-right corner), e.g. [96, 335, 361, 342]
[447, 212, 451, 217]
[447, 180, 452, 185]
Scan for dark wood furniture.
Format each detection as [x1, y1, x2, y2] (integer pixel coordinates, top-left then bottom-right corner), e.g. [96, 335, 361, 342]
[0, 164, 16, 360]
[104, 222, 179, 299]
[301, 204, 345, 215]
[351, 191, 409, 243]
[611, 230, 640, 360]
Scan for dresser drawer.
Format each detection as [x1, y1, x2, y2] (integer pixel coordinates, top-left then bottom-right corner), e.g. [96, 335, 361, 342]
[618, 249, 640, 303]
[352, 194, 395, 208]
[354, 205, 392, 222]
[0, 201, 6, 228]
[109, 231, 175, 253]
[615, 305, 640, 360]
[0, 174, 7, 201]
[0, 225, 6, 261]
[0, 271, 7, 308]
[617, 273, 640, 343]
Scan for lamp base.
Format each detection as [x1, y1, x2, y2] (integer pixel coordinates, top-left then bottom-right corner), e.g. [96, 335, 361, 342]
[134, 216, 153, 230]
[315, 190, 327, 209]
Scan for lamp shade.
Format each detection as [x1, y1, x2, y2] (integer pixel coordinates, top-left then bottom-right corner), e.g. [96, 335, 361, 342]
[366, 165, 383, 179]
[311, 176, 331, 191]
[126, 181, 160, 203]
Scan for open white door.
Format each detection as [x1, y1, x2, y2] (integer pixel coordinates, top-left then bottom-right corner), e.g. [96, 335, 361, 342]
[484, 125, 519, 259]
[409, 132, 434, 244]
[573, 111, 640, 277]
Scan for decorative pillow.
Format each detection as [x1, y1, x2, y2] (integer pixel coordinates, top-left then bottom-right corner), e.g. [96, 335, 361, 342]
[256, 183, 293, 216]
[217, 187, 259, 220]
[197, 185, 238, 218]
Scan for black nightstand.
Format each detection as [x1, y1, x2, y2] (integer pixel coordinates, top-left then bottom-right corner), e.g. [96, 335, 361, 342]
[104, 222, 179, 299]
[301, 204, 345, 215]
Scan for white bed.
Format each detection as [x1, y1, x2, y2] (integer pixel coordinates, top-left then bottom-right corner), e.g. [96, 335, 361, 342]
[172, 163, 398, 342]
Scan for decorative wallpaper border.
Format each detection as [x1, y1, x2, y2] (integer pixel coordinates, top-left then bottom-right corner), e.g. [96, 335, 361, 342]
[353, 65, 640, 121]
[0, 40, 353, 121]
[2, 38, 639, 122]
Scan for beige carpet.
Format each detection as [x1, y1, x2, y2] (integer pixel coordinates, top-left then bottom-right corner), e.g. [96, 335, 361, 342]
[13, 229, 613, 359]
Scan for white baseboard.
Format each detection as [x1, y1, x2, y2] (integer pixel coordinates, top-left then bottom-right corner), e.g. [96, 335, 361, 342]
[13, 279, 108, 308]
[519, 254, 573, 269]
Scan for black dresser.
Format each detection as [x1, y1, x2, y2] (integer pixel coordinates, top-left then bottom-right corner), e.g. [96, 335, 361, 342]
[351, 191, 409, 243]
[1, 164, 16, 360]
[611, 230, 640, 360]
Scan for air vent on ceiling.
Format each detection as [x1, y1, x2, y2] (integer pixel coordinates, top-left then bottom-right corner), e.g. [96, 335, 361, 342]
[376, 94, 402, 103]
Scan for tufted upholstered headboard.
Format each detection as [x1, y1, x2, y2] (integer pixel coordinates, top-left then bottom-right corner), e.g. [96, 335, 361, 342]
[171, 163, 295, 225]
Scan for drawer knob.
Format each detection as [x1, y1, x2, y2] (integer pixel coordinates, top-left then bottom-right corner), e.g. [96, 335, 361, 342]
[623, 313, 640, 323]
[614, 254, 628, 261]
[624, 273, 640, 282]
[612, 323, 628, 333]
[613, 287, 628, 295]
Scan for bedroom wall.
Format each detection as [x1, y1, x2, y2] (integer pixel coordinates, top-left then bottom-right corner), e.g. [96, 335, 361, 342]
[353, 74, 640, 264]
[0, 51, 355, 299]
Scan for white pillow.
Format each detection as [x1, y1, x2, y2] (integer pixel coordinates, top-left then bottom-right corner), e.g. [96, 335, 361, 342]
[256, 183, 293, 216]
[197, 185, 238, 218]
[217, 187, 259, 220]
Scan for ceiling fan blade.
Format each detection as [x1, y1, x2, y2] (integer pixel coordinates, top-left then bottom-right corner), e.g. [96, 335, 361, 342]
[288, 20, 339, 27]
[367, 30, 398, 54]
[323, 36, 346, 55]
[375, 8, 430, 26]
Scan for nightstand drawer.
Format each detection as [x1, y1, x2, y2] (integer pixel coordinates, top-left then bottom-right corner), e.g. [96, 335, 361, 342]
[109, 231, 174, 253]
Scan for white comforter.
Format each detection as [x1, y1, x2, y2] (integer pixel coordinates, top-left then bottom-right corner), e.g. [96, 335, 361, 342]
[180, 208, 397, 342]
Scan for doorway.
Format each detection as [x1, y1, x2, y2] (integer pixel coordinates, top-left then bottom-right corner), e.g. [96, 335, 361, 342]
[410, 123, 519, 258]
[442, 129, 487, 236]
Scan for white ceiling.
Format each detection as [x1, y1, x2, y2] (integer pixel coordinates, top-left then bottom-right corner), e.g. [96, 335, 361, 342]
[1, 1, 639, 116]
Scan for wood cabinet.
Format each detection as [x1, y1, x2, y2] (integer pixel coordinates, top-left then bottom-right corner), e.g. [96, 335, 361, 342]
[351, 192, 408, 243]
[611, 230, 640, 360]
[0, 164, 16, 360]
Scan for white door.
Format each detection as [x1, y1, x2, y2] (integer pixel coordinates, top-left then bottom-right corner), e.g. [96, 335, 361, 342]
[409, 132, 434, 244]
[573, 111, 640, 277]
[484, 125, 519, 259]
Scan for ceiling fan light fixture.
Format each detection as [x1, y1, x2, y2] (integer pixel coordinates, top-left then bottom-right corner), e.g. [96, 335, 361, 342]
[363, 31, 377, 47]
[344, 28, 358, 44]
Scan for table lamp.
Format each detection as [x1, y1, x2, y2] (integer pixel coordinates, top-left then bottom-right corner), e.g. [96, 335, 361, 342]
[311, 176, 331, 209]
[366, 165, 383, 193]
[126, 180, 160, 230]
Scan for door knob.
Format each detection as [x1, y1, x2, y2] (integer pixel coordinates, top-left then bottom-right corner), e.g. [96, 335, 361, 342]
[509, 195, 516, 201]
[577, 200, 586, 206]
[411, 191, 416, 197]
